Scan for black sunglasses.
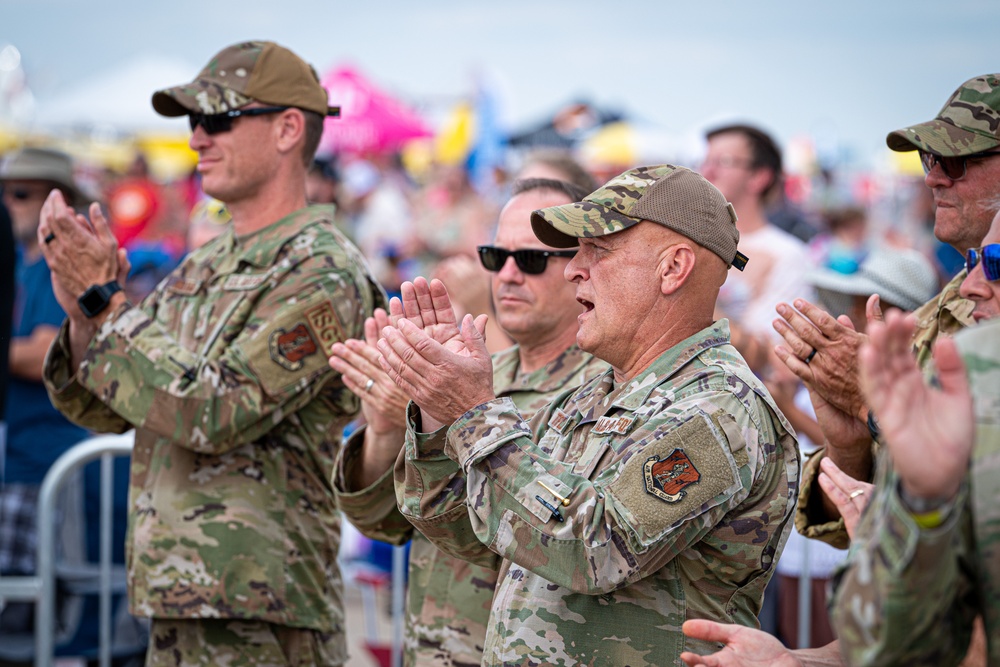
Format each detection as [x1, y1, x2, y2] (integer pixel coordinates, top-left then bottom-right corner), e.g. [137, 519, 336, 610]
[918, 149, 1000, 181]
[966, 243, 1000, 282]
[188, 106, 290, 135]
[477, 245, 577, 275]
[6, 187, 45, 201]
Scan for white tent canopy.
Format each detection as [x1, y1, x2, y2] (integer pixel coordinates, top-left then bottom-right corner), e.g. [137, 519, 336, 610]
[32, 55, 199, 133]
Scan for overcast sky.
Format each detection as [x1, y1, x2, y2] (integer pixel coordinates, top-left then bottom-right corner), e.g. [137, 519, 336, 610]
[4, 0, 998, 166]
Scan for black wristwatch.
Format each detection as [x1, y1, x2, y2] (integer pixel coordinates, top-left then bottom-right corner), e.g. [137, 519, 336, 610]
[78, 280, 123, 318]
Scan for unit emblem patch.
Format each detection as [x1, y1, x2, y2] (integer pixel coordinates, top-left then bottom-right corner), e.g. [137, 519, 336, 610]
[643, 448, 700, 503]
[268, 323, 318, 371]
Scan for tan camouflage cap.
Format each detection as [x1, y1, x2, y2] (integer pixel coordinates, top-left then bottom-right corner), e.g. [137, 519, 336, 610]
[152, 40, 339, 118]
[530, 165, 748, 270]
[886, 74, 1000, 156]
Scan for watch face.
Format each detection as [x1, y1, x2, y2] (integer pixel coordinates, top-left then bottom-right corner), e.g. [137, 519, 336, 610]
[79, 286, 107, 317]
[78, 281, 120, 318]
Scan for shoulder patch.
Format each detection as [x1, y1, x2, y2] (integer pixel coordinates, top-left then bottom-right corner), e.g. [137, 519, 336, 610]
[606, 410, 743, 542]
[643, 449, 700, 503]
[268, 323, 318, 370]
[240, 289, 337, 397]
[304, 300, 345, 351]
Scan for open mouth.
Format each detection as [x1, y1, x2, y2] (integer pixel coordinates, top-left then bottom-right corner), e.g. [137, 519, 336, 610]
[577, 297, 594, 312]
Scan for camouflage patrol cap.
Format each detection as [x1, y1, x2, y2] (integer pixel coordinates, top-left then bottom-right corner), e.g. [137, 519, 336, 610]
[886, 74, 1000, 155]
[152, 40, 339, 118]
[530, 165, 748, 270]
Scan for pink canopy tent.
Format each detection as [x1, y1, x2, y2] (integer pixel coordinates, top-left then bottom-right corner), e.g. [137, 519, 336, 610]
[319, 65, 433, 155]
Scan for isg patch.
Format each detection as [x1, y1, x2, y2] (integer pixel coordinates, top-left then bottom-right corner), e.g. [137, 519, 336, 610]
[643, 449, 700, 503]
[303, 300, 344, 351]
[268, 323, 318, 371]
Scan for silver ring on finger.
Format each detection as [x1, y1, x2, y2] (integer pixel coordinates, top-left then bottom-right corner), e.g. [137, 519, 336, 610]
[849, 488, 865, 499]
[364, 377, 375, 393]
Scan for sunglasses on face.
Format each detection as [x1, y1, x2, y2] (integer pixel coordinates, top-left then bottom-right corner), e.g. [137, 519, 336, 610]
[477, 245, 577, 275]
[966, 243, 1000, 282]
[5, 187, 45, 201]
[918, 149, 1000, 181]
[188, 106, 290, 135]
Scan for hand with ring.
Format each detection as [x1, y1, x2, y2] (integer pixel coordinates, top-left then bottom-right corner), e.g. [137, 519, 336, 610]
[772, 297, 880, 420]
[329, 308, 411, 434]
[817, 456, 875, 540]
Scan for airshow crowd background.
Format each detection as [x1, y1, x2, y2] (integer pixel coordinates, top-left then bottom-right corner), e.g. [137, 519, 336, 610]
[0, 37, 985, 665]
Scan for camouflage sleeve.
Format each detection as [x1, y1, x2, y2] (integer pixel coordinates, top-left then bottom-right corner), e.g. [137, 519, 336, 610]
[43, 317, 134, 434]
[831, 477, 975, 667]
[795, 449, 850, 549]
[406, 395, 768, 596]
[60, 258, 372, 454]
[395, 403, 504, 570]
[333, 425, 414, 545]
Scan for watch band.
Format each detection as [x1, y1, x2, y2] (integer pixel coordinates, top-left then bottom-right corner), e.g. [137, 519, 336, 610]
[78, 280, 123, 318]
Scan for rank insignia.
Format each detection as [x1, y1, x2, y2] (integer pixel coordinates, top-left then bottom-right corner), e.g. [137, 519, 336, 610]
[268, 323, 318, 371]
[643, 449, 700, 503]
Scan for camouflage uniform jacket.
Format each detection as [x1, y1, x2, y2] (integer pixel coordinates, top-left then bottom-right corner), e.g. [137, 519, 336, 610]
[832, 317, 1000, 666]
[334, 343, 607, 666]
[397, 320, 800, 666]
[43, 205, 387, 645]
[795, 270, 975, 548]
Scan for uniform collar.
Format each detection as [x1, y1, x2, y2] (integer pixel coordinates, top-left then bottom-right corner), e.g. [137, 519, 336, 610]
[493, 343, 597, 396]
[607, 319, 732, 411]
[227, 204, 336, 268]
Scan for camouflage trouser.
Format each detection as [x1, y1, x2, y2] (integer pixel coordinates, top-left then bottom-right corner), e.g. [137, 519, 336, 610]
[146, 618, 344, 667]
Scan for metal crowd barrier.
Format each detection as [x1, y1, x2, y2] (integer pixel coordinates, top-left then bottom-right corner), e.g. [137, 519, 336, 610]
[0, 432, 134, 667]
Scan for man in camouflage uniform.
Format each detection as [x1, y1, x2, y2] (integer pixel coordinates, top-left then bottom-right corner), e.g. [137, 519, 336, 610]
[38, 41, 385, 666]
[376, 165, 800, 666]
[773, 73, 1000, 549]
[832, 233, 1000, 665]
[329, 177, 609, 666]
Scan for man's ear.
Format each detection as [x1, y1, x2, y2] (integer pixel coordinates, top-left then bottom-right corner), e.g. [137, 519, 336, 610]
[659, 244, 696, 296]
[274, 109, 306, 156]
[747, 166, 775, 198]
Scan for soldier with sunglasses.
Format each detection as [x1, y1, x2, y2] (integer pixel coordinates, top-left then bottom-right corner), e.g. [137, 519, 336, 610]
[329, 176, 609, 666]
[772, 74, 1000, 555]
[37, 41, 386, 666]
[832, 204, 1000, 664]
[376, 166, 798, 666]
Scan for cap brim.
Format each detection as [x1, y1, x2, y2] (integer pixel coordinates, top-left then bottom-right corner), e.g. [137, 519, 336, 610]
[530, 201, 641, 248]
[151, 80, 253, 117]
[808, 268, 920, 312]
[886, 119, 1000, 155]
[807, 268, 874, 299]
[0, 168, 85, 205]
